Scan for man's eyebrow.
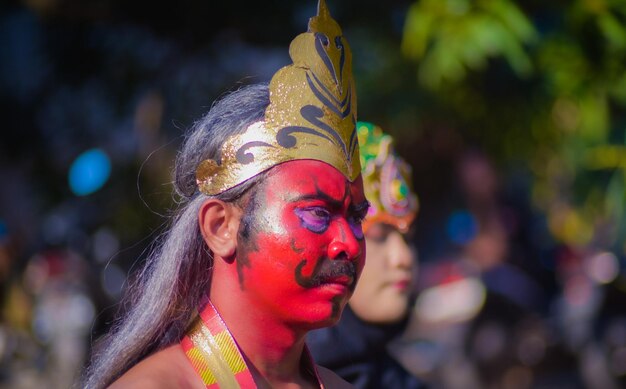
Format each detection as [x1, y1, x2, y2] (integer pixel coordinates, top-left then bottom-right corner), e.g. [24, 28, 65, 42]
[289, 193, 343, 208]
[287, 180, 352, 206]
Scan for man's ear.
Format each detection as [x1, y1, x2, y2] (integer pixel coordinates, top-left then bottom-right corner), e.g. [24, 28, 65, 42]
[199, 199, 241, 260]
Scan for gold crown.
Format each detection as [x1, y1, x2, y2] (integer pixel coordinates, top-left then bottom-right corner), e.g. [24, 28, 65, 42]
[196, 0, 359, 196]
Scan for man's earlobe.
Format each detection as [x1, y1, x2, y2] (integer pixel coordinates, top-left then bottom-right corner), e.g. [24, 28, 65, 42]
[199, 199, 240, 260]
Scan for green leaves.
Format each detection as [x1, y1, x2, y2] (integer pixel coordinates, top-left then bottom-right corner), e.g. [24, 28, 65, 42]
[401, 0, 626, 249]
[402, 0, 536, 87]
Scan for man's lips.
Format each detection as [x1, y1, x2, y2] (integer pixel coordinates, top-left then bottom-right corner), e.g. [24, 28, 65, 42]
[313, 260, 357, 292]
[322, 274, 354, 286]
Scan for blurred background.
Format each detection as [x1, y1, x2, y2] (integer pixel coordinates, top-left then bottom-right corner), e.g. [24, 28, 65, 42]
[1, 0, 625, 388]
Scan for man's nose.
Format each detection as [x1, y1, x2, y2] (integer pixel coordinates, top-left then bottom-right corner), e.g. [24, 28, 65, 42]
[328, 222, 362, 261]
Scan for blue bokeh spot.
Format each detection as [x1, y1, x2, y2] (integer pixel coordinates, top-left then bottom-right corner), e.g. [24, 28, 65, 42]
[68, 148, 111, 196]
[446, 210, 478, 245]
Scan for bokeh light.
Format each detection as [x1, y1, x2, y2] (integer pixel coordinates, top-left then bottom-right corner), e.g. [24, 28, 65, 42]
[68, 148, 111, 196]
[446, 210, 478, 245]
[587, 252, 619, 285]
[415, 277, 486, 324]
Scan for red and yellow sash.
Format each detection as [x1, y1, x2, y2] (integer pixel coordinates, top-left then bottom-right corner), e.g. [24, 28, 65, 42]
[181, 301, 323, 388]
[181, 301, 255, 388]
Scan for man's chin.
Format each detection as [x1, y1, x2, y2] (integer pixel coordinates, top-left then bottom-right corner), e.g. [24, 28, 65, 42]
[300, 301, 348, 330]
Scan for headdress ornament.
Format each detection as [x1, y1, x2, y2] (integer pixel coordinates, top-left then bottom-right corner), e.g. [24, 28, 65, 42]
[357, 121, 418, 233]
[196, 0, 359, 196]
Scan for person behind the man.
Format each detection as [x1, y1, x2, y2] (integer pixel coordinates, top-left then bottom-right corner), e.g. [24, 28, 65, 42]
[308, 122, 423, 389]
[83, 1, 368, 388]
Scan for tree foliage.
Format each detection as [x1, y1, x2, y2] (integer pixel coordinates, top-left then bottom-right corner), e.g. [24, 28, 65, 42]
[402, 0, 626, 250]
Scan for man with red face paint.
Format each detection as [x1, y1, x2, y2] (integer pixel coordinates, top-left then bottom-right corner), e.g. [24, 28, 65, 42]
[308, 122, 424, 389]
[82, 1, 367, 388]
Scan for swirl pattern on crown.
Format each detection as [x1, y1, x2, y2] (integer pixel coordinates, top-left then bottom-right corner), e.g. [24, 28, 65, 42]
[196, 0, 360, 196]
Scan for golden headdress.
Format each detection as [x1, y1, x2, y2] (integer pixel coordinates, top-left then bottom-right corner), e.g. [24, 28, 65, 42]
[196, 0, 359, 196]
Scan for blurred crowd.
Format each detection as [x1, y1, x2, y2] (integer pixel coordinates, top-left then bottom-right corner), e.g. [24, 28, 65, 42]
[1, 1, 625, 388]
[395, 151, 626, 388]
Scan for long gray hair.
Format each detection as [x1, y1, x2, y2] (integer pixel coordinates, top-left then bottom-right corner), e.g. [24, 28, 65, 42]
[83, 83, 270, 388]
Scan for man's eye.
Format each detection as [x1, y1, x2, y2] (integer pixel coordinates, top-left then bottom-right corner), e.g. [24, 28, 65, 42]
[295, 207, 330, 233]
[312, 209, 330, 218]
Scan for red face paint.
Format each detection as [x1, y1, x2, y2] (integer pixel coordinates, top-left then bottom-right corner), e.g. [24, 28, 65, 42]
[236, 160, 368, 328]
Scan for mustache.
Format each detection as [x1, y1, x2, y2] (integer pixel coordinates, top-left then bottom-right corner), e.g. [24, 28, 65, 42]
[295, 259, 357, 291]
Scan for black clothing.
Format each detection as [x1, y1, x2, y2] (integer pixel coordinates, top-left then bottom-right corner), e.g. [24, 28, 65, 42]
[307, 306, 424, 389]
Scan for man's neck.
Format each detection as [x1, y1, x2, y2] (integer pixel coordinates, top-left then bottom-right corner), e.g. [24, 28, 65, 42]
[209, 286, 317, 388]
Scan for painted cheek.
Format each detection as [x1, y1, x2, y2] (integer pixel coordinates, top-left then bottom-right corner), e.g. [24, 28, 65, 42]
[292, 230, 325, 269]
[245, 234, 301, 289]
[259, 209, 321, 280]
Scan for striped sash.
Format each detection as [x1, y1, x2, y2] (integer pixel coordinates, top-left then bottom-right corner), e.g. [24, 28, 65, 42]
[181, 301, 255, 388]
[181, 301, 324, 388]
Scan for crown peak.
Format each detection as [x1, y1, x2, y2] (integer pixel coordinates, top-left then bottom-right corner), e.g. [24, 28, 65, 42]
[317, 0, 331, 18]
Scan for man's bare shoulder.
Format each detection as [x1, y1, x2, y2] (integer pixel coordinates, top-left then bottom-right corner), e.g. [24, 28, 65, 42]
[108, 344, 204, 389]
[316, 365, 354, 389]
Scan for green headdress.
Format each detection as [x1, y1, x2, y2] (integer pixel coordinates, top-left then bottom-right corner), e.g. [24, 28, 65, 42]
[357, 121, 418, 233]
